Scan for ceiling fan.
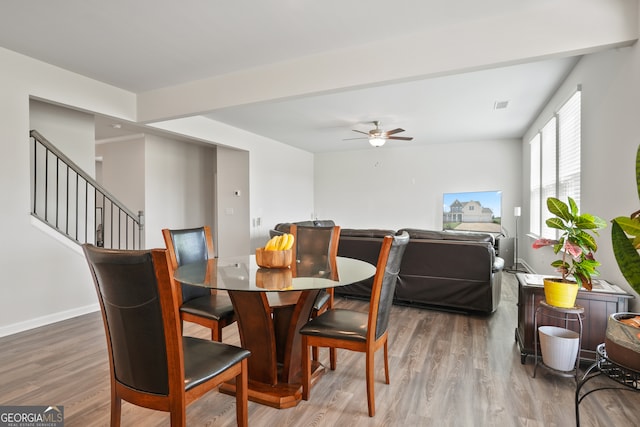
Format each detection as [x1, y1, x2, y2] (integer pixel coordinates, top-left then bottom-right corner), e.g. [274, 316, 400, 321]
[344, 120, 414, 147]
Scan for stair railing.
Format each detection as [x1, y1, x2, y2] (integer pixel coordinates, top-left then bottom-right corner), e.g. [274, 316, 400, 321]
[30, 129, 143, 249]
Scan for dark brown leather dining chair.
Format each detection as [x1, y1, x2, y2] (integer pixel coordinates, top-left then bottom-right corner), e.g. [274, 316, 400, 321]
[289, 223, 341, 366]
[162, 226, 236, 342]
[82, 244, 250, 427]
[299, 231, 409, 417]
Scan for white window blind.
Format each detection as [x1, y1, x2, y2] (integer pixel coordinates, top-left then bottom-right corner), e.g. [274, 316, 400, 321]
[558, 91, 581, 207]
[529, 134, 541, 236]
[528, 88, 581, 239]
[540, 117, 557, 239]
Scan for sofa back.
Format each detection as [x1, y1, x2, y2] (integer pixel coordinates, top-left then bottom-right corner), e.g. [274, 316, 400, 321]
[272, 220, 336, 236]
[398, 228, 494, 245]
[336, 229, 396, 299]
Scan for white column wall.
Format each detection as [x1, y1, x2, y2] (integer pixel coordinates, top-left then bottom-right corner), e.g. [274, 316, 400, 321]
[149, 116, 315, 251]
[143, 134, 217, 250]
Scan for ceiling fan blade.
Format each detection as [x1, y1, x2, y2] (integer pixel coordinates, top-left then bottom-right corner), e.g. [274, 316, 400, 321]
[388, 136, 413, 141]
[342, 137, 369, 141]
[384, 128, 405, 136]
[352, 130, 370, 135]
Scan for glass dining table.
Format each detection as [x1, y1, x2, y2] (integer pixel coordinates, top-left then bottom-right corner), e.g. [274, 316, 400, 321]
[174, 254, 376, 409]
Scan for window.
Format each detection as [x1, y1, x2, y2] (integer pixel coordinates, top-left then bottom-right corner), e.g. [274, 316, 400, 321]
[529, 89, 581, 238]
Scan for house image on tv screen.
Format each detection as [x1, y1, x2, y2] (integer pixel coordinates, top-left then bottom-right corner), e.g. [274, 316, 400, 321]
[442, 190, 502, 233]
[444, 199, 494, 223]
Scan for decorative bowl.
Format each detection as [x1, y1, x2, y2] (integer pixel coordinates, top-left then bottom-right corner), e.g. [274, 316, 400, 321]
[605, 312, 640, 371]
[255, 248, 292, 269]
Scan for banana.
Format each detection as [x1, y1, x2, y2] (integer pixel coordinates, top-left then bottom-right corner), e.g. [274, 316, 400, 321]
[283, 233, 295, 250]
[264, 236, 278, 251]
[277, 234, 288, 250]
[264, 233, 295, 251]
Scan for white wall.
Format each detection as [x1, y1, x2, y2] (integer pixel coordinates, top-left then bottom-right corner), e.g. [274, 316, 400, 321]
[314, 139, 522, 234]
[0, 47, 315, 337]
[30, 100, 96, 173]
[96, 136, 145, 214]
[520, 44, 640, 309]
[143, 135, 216, 249]
[149, 116, 315, 250]
[0, 47, 137, 337]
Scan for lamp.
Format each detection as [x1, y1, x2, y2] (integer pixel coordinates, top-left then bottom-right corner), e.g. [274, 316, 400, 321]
[514, 206, 521, 270]
[369, 137, 386, 147]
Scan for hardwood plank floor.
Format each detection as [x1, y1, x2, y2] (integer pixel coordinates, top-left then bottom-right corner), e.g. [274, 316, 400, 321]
[0, 273, 637, 426]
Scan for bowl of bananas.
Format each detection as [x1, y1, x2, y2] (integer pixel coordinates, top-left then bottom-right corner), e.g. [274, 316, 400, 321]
[256, 233, 294, 268]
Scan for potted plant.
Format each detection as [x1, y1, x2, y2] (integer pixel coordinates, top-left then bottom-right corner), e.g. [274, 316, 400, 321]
[607, 143, 640, 371]
[532, 197, 607, 308]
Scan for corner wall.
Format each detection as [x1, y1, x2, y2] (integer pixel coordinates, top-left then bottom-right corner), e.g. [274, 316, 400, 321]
[520, 43, 640, 309]
[0, 47, 137, 336]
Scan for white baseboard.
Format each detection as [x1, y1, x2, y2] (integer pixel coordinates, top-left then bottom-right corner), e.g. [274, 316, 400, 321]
[0, 303, 99, 338]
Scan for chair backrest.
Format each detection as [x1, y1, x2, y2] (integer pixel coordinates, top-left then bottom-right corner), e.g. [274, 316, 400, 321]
[162, 226, 214, 302]
[368, 232, 410, 341]
[83, 244, 182, 396]
[289, 224, 340, 278]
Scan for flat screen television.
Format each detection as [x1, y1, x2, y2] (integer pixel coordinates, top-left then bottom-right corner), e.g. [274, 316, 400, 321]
[442, 190, 502, 234]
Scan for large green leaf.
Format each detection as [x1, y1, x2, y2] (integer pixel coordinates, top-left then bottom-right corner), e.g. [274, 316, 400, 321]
[575, 213, 607, 230]
[636, 144, 640, 200]
[613, 216, 640, 236]
[611, 220, 640, 294]
[568, 196, 579, 217]
[575, 229, 598, 252]
[547, 197, 571, 222]
[546, 217, 566, 230]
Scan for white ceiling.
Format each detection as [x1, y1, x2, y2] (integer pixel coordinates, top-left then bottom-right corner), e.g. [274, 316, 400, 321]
[0, 1, 611, 152]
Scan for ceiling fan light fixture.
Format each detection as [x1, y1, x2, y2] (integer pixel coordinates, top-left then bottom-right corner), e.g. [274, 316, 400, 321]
[369, 136, 386, 147]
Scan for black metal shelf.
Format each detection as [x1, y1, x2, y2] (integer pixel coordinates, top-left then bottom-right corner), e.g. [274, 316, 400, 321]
[575, 343, 640, 426]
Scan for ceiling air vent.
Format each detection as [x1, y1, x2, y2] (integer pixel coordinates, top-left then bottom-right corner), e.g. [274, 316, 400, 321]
[494, 100, 509, 110]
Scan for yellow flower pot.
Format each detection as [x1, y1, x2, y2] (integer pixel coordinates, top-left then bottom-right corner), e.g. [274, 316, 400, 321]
[543, 278, 579, 308]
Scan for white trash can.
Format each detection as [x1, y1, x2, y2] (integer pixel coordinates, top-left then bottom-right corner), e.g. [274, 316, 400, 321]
[538, 326, 579, 371]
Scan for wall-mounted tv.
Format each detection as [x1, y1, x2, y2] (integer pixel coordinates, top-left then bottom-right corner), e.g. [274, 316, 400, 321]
[442, 190, 502, 234]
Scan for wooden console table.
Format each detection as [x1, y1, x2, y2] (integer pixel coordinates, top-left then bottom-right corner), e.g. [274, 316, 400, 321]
[515, 273, 632, 364]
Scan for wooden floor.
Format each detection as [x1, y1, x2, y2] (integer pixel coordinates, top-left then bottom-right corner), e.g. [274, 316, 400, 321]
[1, 273, 638, 426]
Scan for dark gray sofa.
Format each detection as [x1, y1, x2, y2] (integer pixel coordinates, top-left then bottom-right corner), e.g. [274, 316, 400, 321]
[272, 222, 504, 314]
[336, 228, 504, 314]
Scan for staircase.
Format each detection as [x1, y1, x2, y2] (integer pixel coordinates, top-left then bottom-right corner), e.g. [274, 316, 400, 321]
[30, 130, 143, 249]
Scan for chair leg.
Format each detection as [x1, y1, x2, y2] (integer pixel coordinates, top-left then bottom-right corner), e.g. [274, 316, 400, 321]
[211, 323, 221, 342]
[365, 349, 375, 417]
[169, 406, 186, 427]
[110, 393, 121, 427]
[329, 347, 337, 370]
[383, 340, 390, 384]
[236, 359, 249, 427]
[302, 337, 311, 400]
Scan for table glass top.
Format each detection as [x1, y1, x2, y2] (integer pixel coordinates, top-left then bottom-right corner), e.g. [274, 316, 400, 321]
[174, 255, 376, 292]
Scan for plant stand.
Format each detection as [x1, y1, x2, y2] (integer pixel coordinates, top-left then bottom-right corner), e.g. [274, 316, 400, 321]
[575, 343, 640, 427]
[533, 300, 584, 382]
